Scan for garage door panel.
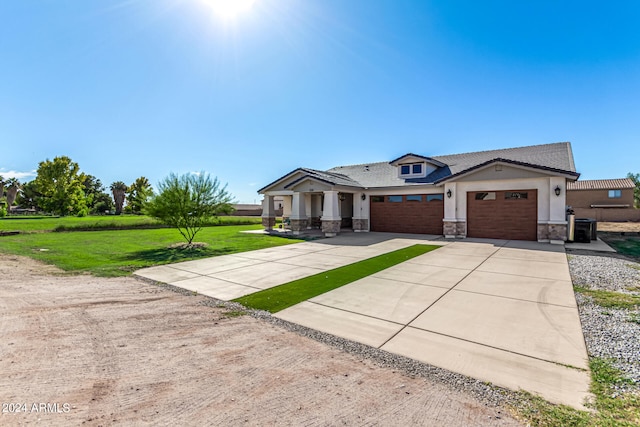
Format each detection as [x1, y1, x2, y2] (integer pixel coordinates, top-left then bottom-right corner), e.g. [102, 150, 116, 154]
[370, 195, 443, 234]
[467, 190, 537, 241]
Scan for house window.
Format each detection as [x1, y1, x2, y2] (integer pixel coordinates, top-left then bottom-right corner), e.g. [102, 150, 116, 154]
[406, 195, 422, 202]
[388, 195, 403, 202]
[371, 196, 384, 203]
[608, 190, 622, 198]
[505, 192, 528, 200]
[399, 163, 425, 177]
[475, 192, 496, 201]
[426, 194, 444, 201]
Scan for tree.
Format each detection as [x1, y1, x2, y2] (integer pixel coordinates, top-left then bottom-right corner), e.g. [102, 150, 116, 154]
[628, 172, 640, 208]
[82, 175, 113, 214]
[145, 172, 234, 245]
[110, 181, 128, 215]
[125, 176, 153, 214]
[5, 178, 21, 211]
[33, 156, 88, 216]
[15, 180, 42, 211]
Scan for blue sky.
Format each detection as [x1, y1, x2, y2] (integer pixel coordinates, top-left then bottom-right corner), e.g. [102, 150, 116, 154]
[2, 0, 639, 203]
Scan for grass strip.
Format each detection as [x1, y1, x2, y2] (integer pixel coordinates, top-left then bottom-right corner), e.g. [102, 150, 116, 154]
[233, 244, 439, 313]
[574, 285, 640, 310]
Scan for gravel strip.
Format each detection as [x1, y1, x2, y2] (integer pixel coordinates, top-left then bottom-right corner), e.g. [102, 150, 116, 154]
[568, 253, 640, 392]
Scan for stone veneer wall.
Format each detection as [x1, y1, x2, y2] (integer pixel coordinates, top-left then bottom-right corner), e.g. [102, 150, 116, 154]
[352, 218, 369, 232]
[538, 223, 567, 242]
[262, 217, 275, 230]
[443, 221, 466, 238]
[321, 219, 341, 236]
[290, 219, 309, 233]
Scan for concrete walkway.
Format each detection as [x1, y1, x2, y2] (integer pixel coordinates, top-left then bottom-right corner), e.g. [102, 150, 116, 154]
[135, 233, 591, 409]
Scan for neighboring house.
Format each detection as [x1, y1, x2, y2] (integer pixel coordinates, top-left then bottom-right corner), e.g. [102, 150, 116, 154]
[259, 142, 580, 243]
[567, 178, 640, 222]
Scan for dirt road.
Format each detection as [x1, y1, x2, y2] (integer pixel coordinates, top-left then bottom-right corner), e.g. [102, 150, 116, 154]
[0, 255, 520, 426]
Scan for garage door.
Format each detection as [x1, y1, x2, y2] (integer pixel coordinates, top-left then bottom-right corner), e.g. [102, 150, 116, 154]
[467, 190, 537, 241]
[370, 194, 444, 234]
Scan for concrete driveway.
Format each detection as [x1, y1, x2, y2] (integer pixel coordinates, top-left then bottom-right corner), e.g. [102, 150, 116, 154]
[135, 233, 591, 409]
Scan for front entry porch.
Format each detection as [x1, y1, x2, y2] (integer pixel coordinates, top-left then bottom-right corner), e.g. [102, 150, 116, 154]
[262, 191, 369, 237]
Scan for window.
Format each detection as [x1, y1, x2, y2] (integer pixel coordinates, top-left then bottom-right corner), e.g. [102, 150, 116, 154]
[426, 194, 444, 201]
[406, 195, 422, 202]
[475, 192, 496, 200]
[608, 190, 622, 198]
[388, 195, 403, 202]
[505, 192, 528, 200]
[371, 196, 384, 203]
[399, 163, 425, 177]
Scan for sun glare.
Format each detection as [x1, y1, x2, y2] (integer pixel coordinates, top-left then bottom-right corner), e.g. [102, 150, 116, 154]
[203, 0, 257, 19]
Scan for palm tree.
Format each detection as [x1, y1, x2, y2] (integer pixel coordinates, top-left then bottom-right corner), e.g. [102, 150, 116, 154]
[5, 178, 21, 211]
[110, 181, 128, 215]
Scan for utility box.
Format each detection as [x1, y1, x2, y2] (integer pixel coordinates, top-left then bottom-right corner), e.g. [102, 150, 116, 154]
[574, 219, 592, 243]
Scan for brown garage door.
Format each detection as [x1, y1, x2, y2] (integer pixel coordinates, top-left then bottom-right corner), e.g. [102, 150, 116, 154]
[467, 190, 537, 241]
[370, 194, 444, 234]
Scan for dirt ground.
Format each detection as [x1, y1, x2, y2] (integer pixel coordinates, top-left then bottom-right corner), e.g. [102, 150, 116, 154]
[0, 255, 520, 426]
[596, 221, 640, 233]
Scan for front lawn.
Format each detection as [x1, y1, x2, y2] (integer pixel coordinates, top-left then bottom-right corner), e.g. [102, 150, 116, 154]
[234, 244, 439, 312]
[0, 225, 300, 277]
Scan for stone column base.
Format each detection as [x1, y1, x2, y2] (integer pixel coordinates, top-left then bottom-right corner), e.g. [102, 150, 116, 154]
[290, 219, 309, 235]
[443, 220, 466, 239]
[262, 217, 275, 230]
[538, 223, 567, 243]
[321, 219, 341, 237]
[352, 218, 369, 232]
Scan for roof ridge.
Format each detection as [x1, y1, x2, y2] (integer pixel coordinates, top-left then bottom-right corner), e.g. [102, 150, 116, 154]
[433, 141, 571, 159]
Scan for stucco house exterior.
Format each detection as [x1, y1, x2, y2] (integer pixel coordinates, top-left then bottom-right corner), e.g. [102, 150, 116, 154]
[567, 178, 640, 222]
[259, 142, 580, 243]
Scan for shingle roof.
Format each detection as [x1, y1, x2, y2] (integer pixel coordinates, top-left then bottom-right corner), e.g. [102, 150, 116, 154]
[261, 142, 578, 192]
[327, 142, 577, 188]
[567, 178, 635, 191]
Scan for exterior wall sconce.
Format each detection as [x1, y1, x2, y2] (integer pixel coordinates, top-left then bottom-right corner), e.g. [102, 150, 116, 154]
[361, 193, 366, 201]
[339, 193, 346, 202]
[446, 189, 452, 198]
[554, 186, 561, 196]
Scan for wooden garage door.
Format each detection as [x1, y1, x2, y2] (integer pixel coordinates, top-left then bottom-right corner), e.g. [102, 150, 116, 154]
[467, 190, 537, 241]
[370, 194, 444, 234]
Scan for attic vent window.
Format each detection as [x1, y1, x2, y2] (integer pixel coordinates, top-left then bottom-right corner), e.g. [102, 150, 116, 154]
[364, 165, 370, 171]
[399, 163, 424, 177]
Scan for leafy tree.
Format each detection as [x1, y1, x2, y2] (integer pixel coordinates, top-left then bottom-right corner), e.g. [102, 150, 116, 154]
[628, 172, 640, 208]
[125, 176, 153, 214]
[110, 181, 128, 215]
[15, 180, 43, 212]
[0, 175, 4, 199]
[82, 175, 113, 214]
[34, 156, 88, 216]
[145, 172, 234, 245]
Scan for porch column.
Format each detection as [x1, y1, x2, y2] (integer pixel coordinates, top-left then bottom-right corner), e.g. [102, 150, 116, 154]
[443, 183, 465, 238]
[290, 192, 308, 235]
[352, 192, 369, 232]
[282, 195, 292, 221]
[321, 190, 341, 237]
[261, 195, 275, 230]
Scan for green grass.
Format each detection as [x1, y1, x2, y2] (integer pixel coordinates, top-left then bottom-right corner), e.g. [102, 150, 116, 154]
[602, 236, 640, 259]
[0, 214, 262, 233]
[515, 358, 639, 426]
[233, 244, 439, 313]
[0, 225, 300, 277]
[574, 285, 640, 310]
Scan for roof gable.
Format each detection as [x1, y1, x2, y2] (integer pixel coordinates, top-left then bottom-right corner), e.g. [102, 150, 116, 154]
[389, 153, 447, 168]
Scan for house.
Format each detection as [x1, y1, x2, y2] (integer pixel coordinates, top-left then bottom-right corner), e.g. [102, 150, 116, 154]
[567, 178, 640, 222]
[259, 142, 580, 243]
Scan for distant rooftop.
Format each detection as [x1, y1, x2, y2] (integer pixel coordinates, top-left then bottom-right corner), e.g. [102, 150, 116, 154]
[567, 178, 635, 191]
